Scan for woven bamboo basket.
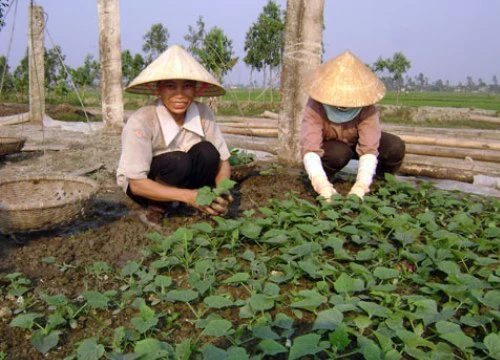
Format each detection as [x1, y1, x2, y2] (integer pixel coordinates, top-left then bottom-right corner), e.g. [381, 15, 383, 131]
[231, 160, 258, 182]
[0, 174, 99, 234]
[0, 136, 27, 157]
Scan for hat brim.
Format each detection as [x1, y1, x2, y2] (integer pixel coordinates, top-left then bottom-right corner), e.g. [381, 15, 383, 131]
[303, 51, 386, 107]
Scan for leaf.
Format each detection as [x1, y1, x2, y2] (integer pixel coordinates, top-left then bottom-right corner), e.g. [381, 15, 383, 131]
[222, 272, 250, 284]
[437, 261, 461, 276]
[373, 267, 399, 280]
[313, 308, 344, 330]
[32, 329, 61, 354]
[484, 333, 500, 360]
[201, 344, 227, 360]
[154, 275, 172, 288]
[121, 261, 141, 277]
[274, 313, 294, 330]
[9, 313, 43, 329]
[196, 186, 215, 206]
[82, 290, 110, 309]
[240, 222, 262, 239]
[200, 319, 233, 337]
[175, 338, 192, 360]
[258, 339, 287, 356]
[134, 338, 173, 360]
[334, 273, 364, 293]
[249, 294, 275, 312]
[329, 323, 350, 351]
[357, 301, 392, 319]
[131, 316, 158, 334]
[43, 294, 68, 307]
[252, 325, 280, 340]
[76, 338, 105, 360]
[291, 290, 327, 312]
[358, 336, 382, 360]
[165, 289, 198, 303]
[435, 321, 474, 350]
[204, 295, 234, 309]
[289, 333, 323, 360]
[215, 179, 237, 194]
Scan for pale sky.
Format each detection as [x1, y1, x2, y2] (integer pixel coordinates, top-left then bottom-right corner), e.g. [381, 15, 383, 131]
[1, 0, 499, 86]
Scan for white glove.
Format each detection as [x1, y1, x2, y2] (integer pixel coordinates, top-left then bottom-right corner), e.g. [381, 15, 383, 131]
[348, 154, 378, 199]
[303, 152, 337, 201]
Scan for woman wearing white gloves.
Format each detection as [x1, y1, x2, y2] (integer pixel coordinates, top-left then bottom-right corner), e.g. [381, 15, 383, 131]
[300, 51, 405, 200]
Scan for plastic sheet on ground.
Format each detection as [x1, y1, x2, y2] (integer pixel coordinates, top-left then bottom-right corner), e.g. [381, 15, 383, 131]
[43, 114, 103, 134]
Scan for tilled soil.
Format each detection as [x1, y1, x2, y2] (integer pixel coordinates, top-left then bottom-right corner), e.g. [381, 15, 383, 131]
[0, 117, 357, 358]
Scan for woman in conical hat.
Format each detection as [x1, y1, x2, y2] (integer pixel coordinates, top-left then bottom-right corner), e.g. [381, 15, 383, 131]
[117, 44, 233, 228]
[300, 51, 405, 201]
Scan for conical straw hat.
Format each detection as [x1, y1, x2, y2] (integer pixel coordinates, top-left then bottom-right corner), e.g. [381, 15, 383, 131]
[125, 44, 225, 97]
[303, 51, 385, 107]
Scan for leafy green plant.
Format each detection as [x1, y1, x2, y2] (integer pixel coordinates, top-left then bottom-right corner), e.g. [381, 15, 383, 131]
[228, 148, 256, 166]
[196, 178, 236, 206]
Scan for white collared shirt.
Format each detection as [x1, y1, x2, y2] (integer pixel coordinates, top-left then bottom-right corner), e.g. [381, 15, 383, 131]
[116, 100, 230, 192]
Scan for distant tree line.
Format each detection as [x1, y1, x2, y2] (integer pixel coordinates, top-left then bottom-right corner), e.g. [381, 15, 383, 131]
[1, 0, 499, 102]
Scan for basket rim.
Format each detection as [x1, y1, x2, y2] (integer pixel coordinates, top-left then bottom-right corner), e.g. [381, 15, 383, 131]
[230, 159, 258, 169]
[0, 174, 99, 212]
[0, 136, 27, 143]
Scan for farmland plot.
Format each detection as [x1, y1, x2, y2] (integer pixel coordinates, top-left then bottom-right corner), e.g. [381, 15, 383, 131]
[0, 123, 499, 359]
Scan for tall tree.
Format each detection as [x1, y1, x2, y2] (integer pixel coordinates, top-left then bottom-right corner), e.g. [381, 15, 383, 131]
[184, 16, 205, 56]
[0, 55, 14, 93]
[373, 52, 411, 102]
[142, 23, 169, 64]
[13, 53, 28, 96]
[0, 0, 10, 29]
[121, 49, 144, 85]
[193, 27, 237, 113]
[194, 27, 237, 82]
[71, 54, 99, 96]
[44, 46, 66, 90]
[244, 0, 284, 97]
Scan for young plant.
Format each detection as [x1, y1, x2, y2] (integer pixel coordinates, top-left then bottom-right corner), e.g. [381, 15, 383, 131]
[196, 179, 236, 206]
[228, 148, 255, 166]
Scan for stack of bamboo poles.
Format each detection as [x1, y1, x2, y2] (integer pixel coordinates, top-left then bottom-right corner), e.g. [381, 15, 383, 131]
[218, 115, 500, 183]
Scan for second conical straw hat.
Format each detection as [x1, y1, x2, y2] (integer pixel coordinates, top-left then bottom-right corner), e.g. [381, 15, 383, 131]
[125, 44, 225, 97]
[303, 51, 385, 107]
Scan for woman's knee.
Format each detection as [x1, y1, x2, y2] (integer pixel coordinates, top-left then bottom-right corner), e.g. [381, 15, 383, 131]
[189, 141, 220, 167]
[150, 151, 192, 185]
[322, 141, 353, 171]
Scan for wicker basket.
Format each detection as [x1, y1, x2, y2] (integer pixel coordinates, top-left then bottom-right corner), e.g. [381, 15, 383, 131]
[0, 174, 99, 234]
[231, 160, 258, 182]
[0, 136, 27, 157]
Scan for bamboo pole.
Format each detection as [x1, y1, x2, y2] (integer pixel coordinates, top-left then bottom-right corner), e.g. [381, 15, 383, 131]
[399, 134, 500, 151]
[399, 163, 474, 183]
[402, 154, 500, 176]
[405, 144, 500, 163]
[220, 126, 278, 137]
[224, 134, 277, 154]
[383, 124, 500, 140]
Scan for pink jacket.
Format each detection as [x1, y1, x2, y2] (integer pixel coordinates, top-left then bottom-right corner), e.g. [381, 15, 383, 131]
[300, 98, 381, 158]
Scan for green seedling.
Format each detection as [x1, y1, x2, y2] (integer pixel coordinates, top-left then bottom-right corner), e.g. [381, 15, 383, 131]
[228, 148, 255, 166]
[9, 312, 63, 354]
[196, 179, 236, 206]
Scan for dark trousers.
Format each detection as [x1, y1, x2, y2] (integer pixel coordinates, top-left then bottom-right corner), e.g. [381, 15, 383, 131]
[322, 132, 405, 177]
[127, 141, 220, 207]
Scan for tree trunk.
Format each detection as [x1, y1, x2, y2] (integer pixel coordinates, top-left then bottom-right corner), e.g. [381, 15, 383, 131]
[278, 0, 324, 166]
[97, 0, 124, 133]
[28, 4, 45, 124]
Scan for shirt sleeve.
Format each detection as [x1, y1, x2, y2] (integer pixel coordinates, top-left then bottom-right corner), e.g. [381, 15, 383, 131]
[118, 110, 154, 182]
[300, 98, 327, 157]
[199, 104, 231, 161]
[355, 105, 381, 157]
